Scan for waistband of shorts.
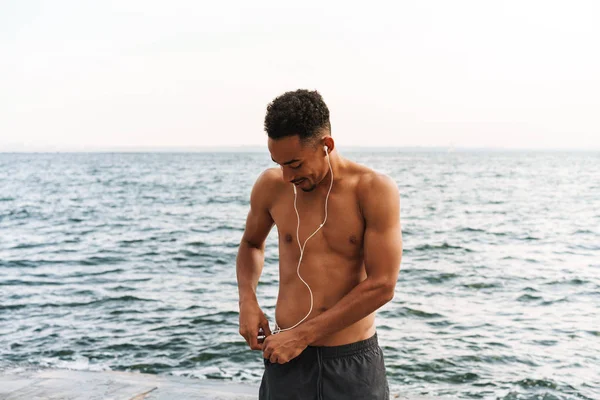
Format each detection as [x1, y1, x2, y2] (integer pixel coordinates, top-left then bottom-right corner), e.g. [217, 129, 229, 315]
[308, 332, 379, 359]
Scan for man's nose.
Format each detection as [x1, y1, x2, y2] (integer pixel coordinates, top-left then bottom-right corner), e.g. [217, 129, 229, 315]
[281, 167, 294, 183]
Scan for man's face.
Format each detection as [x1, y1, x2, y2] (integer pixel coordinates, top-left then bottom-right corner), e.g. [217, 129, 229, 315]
[268, 135, 326, 193]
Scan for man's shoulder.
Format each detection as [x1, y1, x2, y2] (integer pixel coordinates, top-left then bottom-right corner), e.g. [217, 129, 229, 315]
[255, 166, 277, 180]
[251, 167, 284, 201]
[356, 168, 399, 197]
[254, 167, 283, 187]
[355, 168, 400, 220]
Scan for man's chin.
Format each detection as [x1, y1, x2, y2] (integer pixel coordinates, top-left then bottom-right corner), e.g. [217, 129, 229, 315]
[301, 183, 317, 192]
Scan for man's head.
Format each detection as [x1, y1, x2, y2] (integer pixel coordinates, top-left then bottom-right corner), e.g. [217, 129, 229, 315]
[265, 89, 334, 192]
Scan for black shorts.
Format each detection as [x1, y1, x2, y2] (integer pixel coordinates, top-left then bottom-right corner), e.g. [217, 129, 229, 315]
[259, 332, 389, 400]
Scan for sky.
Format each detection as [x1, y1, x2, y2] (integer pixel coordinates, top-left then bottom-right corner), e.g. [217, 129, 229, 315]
[1, 0, 599, 151]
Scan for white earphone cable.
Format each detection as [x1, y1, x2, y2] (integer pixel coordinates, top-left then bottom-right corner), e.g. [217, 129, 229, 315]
[273, 148, 333, 334]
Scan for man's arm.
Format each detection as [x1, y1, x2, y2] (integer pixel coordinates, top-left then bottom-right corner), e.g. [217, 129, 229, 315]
[296, 173, 402, 344]
[237, 169, 276, 350]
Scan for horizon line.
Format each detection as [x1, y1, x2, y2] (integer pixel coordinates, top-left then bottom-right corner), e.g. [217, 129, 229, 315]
[1, 144, 599, 153]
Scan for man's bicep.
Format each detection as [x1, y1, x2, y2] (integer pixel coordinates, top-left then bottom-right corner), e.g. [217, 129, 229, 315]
[242, 171, 275, 249]
[362, 175, 403, 289]
[242, 205, 274, 249]
[364, 224, 402, 283]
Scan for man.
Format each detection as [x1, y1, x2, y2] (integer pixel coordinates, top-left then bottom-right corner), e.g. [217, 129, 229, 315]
[236, 89, 402, 399]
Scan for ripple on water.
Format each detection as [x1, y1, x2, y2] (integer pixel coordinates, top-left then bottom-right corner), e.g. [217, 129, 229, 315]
[516, 294, 543, 302]
[189, 311, 239, 327]
[80, 256, 127, 266]
[66, 268, 125, 278]
[0, 279, 62, 286]
[387, 306, 444, 319]
[461, 282, 500, 289]
[424, 272, 459, 284]
[413, 242, 475, 253]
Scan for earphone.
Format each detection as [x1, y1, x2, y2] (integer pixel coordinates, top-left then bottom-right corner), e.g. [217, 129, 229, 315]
[273, 144, 333, 334]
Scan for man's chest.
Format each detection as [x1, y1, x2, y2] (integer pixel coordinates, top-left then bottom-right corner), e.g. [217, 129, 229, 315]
[269, 189, 365, 259]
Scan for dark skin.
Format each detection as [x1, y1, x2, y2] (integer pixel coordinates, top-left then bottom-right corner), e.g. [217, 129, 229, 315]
[237, 134, 402, 364]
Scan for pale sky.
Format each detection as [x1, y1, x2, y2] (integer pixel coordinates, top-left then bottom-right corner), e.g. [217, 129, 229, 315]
[1, 0, 599, 150]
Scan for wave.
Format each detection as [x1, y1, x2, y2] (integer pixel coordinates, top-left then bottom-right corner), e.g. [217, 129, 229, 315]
[206, 196, 249, 205]
[10, 242, 58, 250]
[124, 362, 175, 374]
[424, 273, 459, 284]
[0, 279, 62, 286]
[514, 378, 558, 389]
[65, 268, 125, 278]
[517, 235, 542, 241]
[540, 297, 569, 306]
[118, 239, 145, 245]
[186, 241, 208, 247]
[461, 282, 500, 289]
[457, 227, 486, 233]
[413, 242, 474, 252]
[80, 256, 127, 266]
[3, 296, 159, 311]
[190, 224, 244, 233]
[388, 306, 444, 319]
[517, 294, 543, 302]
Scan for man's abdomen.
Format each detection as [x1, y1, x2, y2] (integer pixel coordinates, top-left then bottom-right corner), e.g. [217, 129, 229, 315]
[273, 255, 376, 346]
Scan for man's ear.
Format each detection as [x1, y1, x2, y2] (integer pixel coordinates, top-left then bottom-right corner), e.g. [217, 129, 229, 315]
[322, 137, 334, 153]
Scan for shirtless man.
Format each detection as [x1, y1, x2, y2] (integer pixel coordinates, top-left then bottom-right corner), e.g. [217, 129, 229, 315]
[236, 89, 402, 399]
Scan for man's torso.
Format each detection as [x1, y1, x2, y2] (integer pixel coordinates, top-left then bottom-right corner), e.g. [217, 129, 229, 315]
[266, 160, 377, 346]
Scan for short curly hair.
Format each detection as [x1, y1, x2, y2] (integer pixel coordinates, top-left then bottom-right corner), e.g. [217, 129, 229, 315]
[264, 89, 331, 145]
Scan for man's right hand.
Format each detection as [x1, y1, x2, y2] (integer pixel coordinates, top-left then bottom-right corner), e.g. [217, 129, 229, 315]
[239, 301, 272, 351]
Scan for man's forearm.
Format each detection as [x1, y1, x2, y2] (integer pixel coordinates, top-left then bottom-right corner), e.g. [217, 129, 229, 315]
[296, 278, 394, 344]
[236, 240, 265, 305]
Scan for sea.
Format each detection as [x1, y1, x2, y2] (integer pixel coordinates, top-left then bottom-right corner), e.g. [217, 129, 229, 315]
[0, 150, 598, 399]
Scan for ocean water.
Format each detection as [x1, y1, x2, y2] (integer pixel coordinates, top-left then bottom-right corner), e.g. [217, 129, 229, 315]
[0, 151, 598, 399]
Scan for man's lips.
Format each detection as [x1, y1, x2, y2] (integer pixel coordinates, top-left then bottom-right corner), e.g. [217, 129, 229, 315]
[292, 179, 306, 185]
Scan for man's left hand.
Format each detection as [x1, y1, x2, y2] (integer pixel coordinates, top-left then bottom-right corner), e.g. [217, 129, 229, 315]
[262, 329, 308, 364]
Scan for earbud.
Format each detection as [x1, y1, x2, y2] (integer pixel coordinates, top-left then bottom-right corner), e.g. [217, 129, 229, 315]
[324, 145, 328, 154]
